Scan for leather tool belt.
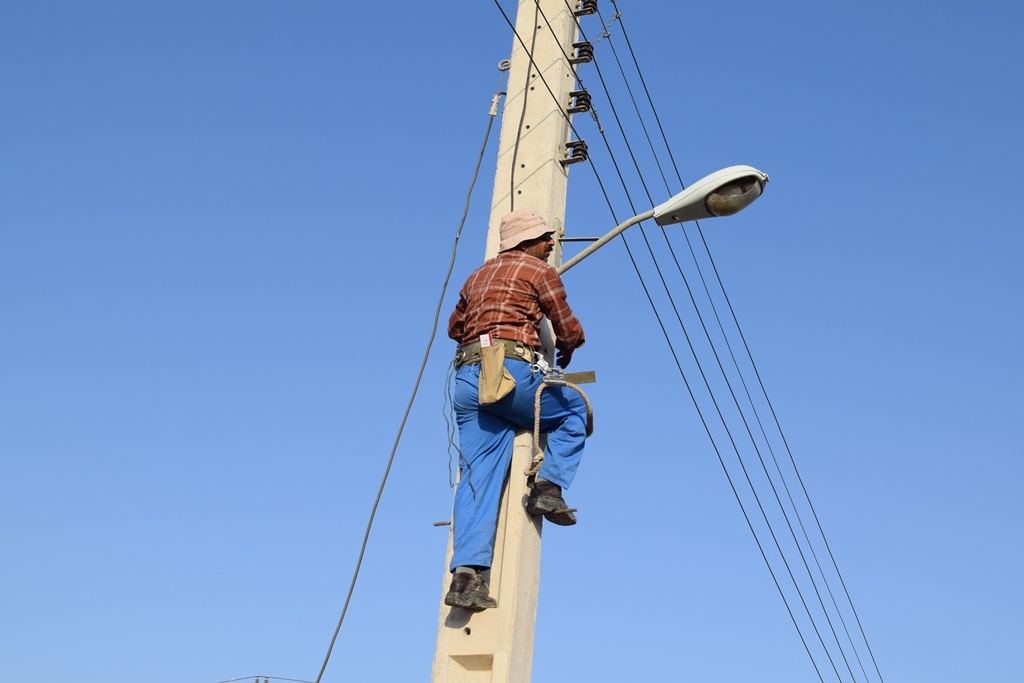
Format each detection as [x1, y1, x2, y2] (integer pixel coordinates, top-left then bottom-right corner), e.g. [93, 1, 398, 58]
[454, 338, 536, 369]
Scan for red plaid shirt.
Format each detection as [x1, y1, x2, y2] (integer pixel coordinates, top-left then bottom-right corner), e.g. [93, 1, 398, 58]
[448, 250, 585, 353]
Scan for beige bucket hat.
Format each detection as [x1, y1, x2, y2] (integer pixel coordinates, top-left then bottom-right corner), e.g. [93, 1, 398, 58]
[498, 209, 552, 252]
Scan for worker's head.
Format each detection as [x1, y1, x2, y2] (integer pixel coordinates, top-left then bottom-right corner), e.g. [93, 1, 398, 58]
[498, 209, 553, 252]
[518, 231, 555, 262]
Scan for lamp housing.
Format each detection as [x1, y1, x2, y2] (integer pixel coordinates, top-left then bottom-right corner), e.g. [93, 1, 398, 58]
[652, 165, 769, 226]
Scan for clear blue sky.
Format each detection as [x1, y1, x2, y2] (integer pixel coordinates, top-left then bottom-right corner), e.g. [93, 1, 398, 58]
[3, 2, 1022, 682]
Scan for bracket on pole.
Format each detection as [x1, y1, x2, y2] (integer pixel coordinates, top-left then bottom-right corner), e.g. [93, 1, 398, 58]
[561, 139, 589, 166]
[567, 90, 592, 114]
[574, 0, 598, 16]
[569, 41, 594, 65]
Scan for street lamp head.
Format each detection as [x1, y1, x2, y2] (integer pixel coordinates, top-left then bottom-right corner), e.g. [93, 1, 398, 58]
[652, 165, 769, 226]
[558, 165, 770, 275]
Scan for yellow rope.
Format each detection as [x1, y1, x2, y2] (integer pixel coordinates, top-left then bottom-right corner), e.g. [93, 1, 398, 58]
[525, 378, 593, 477]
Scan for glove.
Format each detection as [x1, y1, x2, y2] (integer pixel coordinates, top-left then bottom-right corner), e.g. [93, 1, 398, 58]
[556, 347, 574, 369]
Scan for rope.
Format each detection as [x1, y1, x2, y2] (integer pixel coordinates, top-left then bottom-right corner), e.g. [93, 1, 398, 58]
[524, 375, 594, 477]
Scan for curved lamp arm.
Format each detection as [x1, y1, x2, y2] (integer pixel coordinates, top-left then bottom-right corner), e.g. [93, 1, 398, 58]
[557, 165, 769, 275]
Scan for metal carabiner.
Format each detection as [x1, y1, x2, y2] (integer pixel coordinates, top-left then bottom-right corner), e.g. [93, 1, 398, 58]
[531, 352, 551, 375]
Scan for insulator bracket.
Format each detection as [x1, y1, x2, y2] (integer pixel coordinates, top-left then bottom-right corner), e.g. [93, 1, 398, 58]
[567, 90, 592, 114]
[561, 139, 589, 166]
[569, 41, 594, 65]
[574, 0, 598, 16]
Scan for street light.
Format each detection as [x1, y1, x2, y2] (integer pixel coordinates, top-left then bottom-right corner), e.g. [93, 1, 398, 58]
[557, 165, 769, 275]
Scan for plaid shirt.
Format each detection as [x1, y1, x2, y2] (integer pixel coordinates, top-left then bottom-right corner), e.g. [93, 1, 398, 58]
[448, 250, 585, 352]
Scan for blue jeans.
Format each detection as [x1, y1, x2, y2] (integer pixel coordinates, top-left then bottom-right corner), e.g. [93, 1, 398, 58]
[450, 358, 588, 570]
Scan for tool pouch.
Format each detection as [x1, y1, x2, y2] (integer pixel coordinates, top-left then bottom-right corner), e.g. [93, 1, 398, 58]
[479, 343, 516, 404]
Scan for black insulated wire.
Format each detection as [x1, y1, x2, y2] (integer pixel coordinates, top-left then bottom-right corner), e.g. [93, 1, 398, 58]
[553, 0, 886, 679]
[489, 4, 882, 682]
[552, 7, 831, 672]
[608, 2, 884, 680]
[311, 75, 507, 683]
[589, 6, 855, 679]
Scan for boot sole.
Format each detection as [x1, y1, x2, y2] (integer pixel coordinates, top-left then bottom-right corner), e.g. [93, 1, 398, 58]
[543, 510, 577, 526]
[444, 592, 497, 611]
[526, 493, 578, 526]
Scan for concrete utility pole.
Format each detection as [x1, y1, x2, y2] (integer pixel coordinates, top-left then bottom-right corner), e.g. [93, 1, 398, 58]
[431, 1, 590, 681]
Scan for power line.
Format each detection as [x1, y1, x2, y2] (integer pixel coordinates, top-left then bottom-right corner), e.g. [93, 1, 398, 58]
[311, 76, 507, 683]
[534, 15, 831, 677]
[491, 0, 623, 229]
[507, 1, 540, 212]
[482, 7, 841, 678]
[558, 2, 885, 679]
[606, 2, 883, 677]
[588, 9, 858, 680]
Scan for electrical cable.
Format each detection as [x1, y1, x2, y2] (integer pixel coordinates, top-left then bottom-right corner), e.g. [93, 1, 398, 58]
[586, 94, 843, 683]
[488, 4, 879, 681]
[598, 13, 672, 195]
[524, 19, 822, 667]
[572, 163, 830, 683]
[595, 3, 885, 679]
[491, 0, 625, 252]
[546, 2, 858, 678]
[213, 677, 314, 683]
[491, 0, 586, 146]
[611, 4, 881, 679]
[508, 1, 541, 212]
[603, 1, 684, 192]
[221, 5, 879, 683]
[679, 220, 871, 683]
[310, 78, 506, 683]
[589, 9, 857, 680]
[442, 359, 460, 487]
[488, 12, 834, 673]
[694, 222, 886, 683]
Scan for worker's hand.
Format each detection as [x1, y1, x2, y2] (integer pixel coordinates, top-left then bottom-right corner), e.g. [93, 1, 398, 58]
[556, 347, 574, 369]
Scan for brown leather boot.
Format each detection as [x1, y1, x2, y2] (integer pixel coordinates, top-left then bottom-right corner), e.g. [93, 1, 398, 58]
[526, 479, 577, 526]
[444, 572, 497, 611]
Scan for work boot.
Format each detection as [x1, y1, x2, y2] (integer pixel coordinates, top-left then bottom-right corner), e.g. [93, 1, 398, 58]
[444, 572, 497, 611]
[526, 479, 577, 526]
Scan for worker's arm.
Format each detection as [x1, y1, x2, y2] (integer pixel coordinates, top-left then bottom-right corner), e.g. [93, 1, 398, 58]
[535, 267, 584, 367]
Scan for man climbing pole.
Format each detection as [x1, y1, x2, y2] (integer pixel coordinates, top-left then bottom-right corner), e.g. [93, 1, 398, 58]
[444, 208, 590, 612]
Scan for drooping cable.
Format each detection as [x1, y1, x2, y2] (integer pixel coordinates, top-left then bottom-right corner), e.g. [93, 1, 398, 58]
[311, 78, 506, 683]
